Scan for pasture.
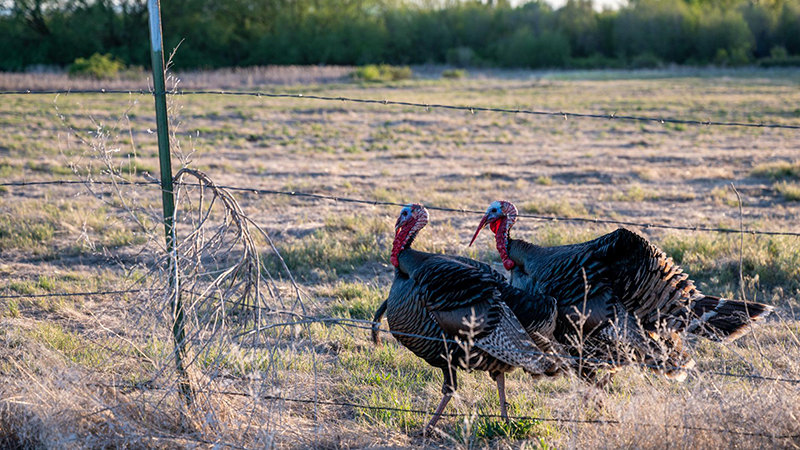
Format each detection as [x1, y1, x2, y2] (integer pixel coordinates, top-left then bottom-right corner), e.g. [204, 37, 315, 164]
[1, 67, 800, 449]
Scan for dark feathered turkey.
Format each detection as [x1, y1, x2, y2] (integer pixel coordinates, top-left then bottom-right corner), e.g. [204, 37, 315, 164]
[372, 204, 562, 433]
[471, 200, 773, 382]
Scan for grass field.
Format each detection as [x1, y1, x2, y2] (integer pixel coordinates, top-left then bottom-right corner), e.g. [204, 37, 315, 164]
[1, 67, 800, 449]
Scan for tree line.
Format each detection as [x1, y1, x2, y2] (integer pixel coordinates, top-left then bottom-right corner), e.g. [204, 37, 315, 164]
[2, 0, 799, 71]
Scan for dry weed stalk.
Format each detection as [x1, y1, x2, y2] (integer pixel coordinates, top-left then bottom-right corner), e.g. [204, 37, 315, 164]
[41, 71, 318, 446]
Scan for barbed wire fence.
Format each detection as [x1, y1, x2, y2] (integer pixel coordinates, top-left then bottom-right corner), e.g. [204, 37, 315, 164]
[2, 13, 800, 450]
[2, 179, 800, 237]
[3, 88, 800, 446]
[3, 285, 800, 385]
[2, 88, 800, 130]
[3, 88, 800, 445]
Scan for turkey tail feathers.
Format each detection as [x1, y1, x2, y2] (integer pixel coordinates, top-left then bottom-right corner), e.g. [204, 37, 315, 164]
[688, 296, 773, 341]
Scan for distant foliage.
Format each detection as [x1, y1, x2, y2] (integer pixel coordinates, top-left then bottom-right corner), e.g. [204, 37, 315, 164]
[630, 53, 663, 69]
[696, 8, 754, 65]
[446, 47, 481, 67]
[68, 54, 124, 79]
[759, 46, 800, 66]
[497, 29, 571, 68]
[2, 0, 800, 70]
[442, 69, 467, 79]
[353, 65, 413, 82]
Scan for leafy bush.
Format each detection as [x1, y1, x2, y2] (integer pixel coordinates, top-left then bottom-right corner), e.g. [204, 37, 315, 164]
[770, 46, 789, 58]
[68, 53, 125, 79]
[446, 47, 480, 67]
[352, 64, 413, 82]
[496, 29, 571, 68]
[613, 0, 695, 63]
[759, 55, 800, 67]
[713, 48, 751, 66]
[630, 52, 663, 69]
[758, 47, 800, 67]
[777, 1, 800, 54]
[695, 8, 754, 63]
[568, 53, 624, 69]
[441, 69, 467, 79]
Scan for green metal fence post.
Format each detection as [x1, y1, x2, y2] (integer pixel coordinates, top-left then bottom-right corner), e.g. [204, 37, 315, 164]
[147, 0, 192, 405]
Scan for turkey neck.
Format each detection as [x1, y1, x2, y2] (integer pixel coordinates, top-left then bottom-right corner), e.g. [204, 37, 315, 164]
[395, 248, 431, 277]
[505, 237, 543, 272]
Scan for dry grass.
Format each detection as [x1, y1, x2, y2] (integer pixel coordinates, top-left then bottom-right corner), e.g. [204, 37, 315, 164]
[1, 67, 800, 449]
[774, 181, 800, 201]
[0, 66, 355, 90]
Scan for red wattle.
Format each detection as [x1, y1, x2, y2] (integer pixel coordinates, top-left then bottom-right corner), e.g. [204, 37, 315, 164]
[490, 220, 501, 234]
[391, 225, 410, 267]
[493, 217, 514, 270]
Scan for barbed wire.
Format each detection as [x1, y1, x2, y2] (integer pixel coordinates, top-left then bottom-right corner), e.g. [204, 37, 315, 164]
[0, 288, 149, 299]
[2, 88, 799, 130]
[0, 180, 158, 188]
[210, 183, 800, 237]
[301, 315, 800, 385]
[2, 179, 799, 237]
[93, 381, 800, 439]
[3, 284, 797, 385]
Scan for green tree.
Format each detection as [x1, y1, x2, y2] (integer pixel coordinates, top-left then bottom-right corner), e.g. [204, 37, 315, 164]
[695, 7, 754, 63]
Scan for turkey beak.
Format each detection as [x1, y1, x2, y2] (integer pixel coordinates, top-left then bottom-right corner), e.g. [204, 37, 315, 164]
[395, 216, 408, 233]
[469, 215, 489, 247]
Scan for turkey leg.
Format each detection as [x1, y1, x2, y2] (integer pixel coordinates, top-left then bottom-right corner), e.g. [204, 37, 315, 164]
[494, 372, 509, 423]
[424, 368, 457, 435]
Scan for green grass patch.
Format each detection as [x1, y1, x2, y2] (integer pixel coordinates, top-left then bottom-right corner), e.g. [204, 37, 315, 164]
[30, 323, 112, 369]
[36, 275, 56, 291]
[660, 232, 800, 298]
[773, 181, 800, 201]
[25, 161, 75, 176]
[266, 214, 390, 281]
[324, 281, 387, 320]
[521, 199, 586, 217]
[710, 186, 740, 207]
[0, 159, 19, 177]
[7, 271, 127, 297]
[520, 225, 606, 248]
[119, 159, 157, 175]
[613, 184, 660, 202]
[5, 299, 20, 318]
[468, 417, 540, 441]
[358, 389, 424, 430]
[0, 214, 56, 252]
[0, 199, 146, 254]
[9, 280, 36, 295]
[751, 160, 800, 180]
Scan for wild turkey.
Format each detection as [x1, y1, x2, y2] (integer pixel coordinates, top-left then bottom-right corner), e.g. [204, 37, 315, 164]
[469, 200, 773, 382]
[371, 204, 562, 434]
